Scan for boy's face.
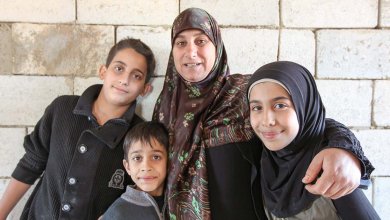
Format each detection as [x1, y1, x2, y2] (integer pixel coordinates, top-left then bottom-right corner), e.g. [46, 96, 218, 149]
[123, 138, 167, 196]
[249, 82, 299, 151]
[99, 48, 151, 107]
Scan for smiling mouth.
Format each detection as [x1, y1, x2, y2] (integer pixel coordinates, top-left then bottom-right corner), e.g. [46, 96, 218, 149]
[184, 63, 201, 67]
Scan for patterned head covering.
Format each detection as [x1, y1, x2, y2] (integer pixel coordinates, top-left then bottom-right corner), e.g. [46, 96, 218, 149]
[153, 7, 254, 219]
[247, 61, 326, 217]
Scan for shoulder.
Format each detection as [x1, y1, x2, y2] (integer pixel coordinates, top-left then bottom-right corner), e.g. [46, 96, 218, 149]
[50, 95, 79, 109]
[42, 95, 79, 117]
[103, 197, 131, 218]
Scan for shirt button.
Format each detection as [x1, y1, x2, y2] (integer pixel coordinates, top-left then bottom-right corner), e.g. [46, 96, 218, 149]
[62, 203, 71, 212]
[68, 177, 76, 185]
[78, 144, 87, 154]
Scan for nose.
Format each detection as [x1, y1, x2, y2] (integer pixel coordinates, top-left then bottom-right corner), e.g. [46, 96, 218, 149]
[118, 73, 129, 86]
[262, 109, 276, 127]
[141, 159, 152, 172]
[185, 42, 197, 58]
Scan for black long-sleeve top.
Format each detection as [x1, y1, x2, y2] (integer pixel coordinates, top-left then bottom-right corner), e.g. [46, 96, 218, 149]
[12, 85, 143, 220]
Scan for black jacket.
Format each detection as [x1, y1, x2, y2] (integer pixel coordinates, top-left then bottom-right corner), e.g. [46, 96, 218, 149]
[12, 85, 143, 220]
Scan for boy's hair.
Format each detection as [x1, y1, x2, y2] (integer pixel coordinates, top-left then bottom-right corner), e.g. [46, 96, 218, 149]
[123, 122, 169, 160]
[105, 38, 156, 83]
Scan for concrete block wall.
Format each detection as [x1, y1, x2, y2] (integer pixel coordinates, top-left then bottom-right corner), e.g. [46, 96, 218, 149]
[0, 0, 388, 218]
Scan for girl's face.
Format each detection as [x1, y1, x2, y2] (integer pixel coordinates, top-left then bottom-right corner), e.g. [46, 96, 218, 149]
[249, 82, 299, 151]
[172, 29, 216, 82]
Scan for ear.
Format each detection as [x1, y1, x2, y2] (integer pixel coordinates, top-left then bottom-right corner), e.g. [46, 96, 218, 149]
[140, 83, 153, 97]
[123, 159, 131, 176]
[98, 65, 107, 80]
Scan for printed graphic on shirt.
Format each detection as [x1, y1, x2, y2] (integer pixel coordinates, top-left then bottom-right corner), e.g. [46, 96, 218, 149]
[108, 169, 125, 189]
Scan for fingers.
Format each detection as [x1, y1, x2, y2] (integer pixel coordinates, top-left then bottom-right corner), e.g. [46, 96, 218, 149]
[304, 172, 335, 196]
[304, 148, 361, 199]
[302, 153, 324, 184]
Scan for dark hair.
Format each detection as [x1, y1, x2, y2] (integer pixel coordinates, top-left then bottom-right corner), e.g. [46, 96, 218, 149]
[105, 38, 156, 83]
[123, 121, 169, 160]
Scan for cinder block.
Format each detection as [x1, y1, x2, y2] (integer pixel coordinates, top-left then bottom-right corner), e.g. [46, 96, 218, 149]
[77, 0, 178, 25]
[0, 0, 75, 23]
[221, 28, 279, 75]
[354, 129, 390, 176]
[373, 80, 390, 126]
[12, 23, 114, 76]
[317, 30, 390, 79]
[0, 128, 25, 176]
[372, 177, 390, 219]
[117, 26, 171, 77]
[0, 75, 72, 125]
[0, 24, 12, 74]
[279, 29, 315, 74]
[136, 77, 164, 120]
[316, 80, 372, 127]
[74, 77, 101, 96]
[181, 0, 278, 26]
[380, 0, 390, 27]
[282, 0, 377, 28]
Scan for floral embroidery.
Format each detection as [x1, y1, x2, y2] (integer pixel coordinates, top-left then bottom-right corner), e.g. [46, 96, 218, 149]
[184, 112, 194, 121]
[187, 86, 201, 98]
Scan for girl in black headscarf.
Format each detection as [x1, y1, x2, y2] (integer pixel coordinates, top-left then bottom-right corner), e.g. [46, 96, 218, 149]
[247, 61, 380, 219]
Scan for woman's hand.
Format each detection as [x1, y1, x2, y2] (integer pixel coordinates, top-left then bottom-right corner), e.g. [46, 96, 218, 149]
[302, 148, 361, 199]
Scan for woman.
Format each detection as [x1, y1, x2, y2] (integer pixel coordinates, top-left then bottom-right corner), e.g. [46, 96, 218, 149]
[153, 8, 373, 220]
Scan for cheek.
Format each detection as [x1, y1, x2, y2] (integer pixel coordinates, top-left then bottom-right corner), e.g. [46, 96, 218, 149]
[172, 49, 181, 64]
[206, 48, 216, 67]
[286, 112, 299, 136]
[250, 113, 261, 128]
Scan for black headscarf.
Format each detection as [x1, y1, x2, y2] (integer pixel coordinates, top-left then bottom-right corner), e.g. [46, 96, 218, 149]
[247, 61, 326, 217]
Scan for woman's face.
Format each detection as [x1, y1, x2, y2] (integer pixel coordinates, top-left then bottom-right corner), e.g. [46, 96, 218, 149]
[172, 29, 216, 82]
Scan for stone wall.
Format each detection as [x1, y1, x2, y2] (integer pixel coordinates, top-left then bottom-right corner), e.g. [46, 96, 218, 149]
[0, 0, 389, 218]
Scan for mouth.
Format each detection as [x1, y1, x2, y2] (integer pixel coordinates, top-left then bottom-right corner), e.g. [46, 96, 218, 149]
[184, 63, 201, 67]
[138, 176, 156, 180]
[112, 85, 128, 93]
[261, 131, 282, 139]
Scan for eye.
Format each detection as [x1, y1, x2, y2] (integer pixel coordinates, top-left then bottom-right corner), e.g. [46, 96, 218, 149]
[196, 39, 208, 46]
[152, 155, 162, 160]
[114, 65, 124, 73]
[174, 40, 186, 47]
[131, 156, 142, 161]
[274, 103, 288, 109]
[132, 72, 144, 80]
[250, 104, 262, 112]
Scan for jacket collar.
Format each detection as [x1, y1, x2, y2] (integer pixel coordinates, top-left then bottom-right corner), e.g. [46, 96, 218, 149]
[73, 84, 137, 124]
[73, 84, 138, 149]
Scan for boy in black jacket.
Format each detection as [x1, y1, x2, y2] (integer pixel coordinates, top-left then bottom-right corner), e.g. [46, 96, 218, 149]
[0, 38, 155, 220]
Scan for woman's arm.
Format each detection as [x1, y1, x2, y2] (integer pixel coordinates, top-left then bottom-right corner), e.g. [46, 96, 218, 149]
[302, 118, 374, 199]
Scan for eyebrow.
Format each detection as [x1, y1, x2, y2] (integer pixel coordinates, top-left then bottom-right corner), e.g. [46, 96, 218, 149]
[130, 149, 165, 155]
[176, 31, 206, 39]
[112, 60, 146, 75]
[249, 96, 290, 104]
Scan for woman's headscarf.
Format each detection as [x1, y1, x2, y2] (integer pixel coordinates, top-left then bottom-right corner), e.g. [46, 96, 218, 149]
[153, 8, 254, 219]
[247, 61, 326, 217]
